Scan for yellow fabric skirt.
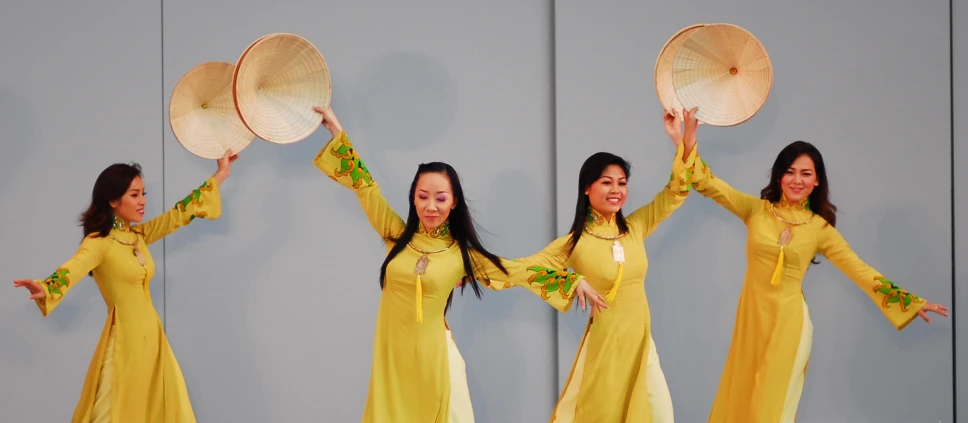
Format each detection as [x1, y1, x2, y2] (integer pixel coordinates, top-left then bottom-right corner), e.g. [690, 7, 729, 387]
[779, 298, 813, 422]
[90, 325, 116, 423]
[447, 329, 474, 423]
[552, 334, 674, 422]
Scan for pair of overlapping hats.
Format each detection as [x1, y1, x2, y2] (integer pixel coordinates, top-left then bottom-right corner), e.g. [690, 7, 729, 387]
[169, 33, 331, 159]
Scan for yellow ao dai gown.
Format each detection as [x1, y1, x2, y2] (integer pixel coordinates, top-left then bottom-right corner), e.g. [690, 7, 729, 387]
[688, 146, 927, 422]
[33, 178, 222, 422]
[314, 131, 585, 422]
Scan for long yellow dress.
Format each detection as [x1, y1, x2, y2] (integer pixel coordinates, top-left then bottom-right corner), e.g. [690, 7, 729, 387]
[33, 178, 222, 423]
[314, 131, 583, 422]
[516, 142, 695, 422]
[688, 147, 927, 422]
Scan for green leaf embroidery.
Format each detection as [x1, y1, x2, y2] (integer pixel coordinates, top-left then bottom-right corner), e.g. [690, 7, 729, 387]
[329, 135, 373, 189]
[527, 266, 578, 300]
[42, 268, 70, 296]
[175, 181, 212, 213]
[873, 276, 924, 312]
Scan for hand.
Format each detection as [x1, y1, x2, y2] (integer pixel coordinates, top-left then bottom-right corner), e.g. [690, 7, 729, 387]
[663, 109, 683, 146]
[682, 106, 699, 150]
[574, 278, 608, 317]
[313, 106, 343, 137]
[917, 302, 949, 324]
[14, 279, 45, 300]
[213, 149, 239, 186]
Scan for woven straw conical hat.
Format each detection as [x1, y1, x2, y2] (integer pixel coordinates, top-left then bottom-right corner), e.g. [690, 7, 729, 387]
[169, 61, 255, 159]
[671, 23, 773, 126]
[655, 24, 705, 114]
[233, 33, 332, 144]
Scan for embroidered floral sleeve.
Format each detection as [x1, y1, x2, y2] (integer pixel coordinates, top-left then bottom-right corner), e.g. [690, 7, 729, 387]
[818, 224, 926, 330]
[470, 247, 580, 313]
[688, 145, 759, 222]
[133, 177, 222, 245]
[33, 235, 110, 316]
[626, 141, 696, 237]
[313, 131, 406, 241]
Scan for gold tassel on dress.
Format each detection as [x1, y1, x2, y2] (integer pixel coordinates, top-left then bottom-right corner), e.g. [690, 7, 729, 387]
[414, 255, 428, 323]
[770, 228, 792, 286]
[605, 240, 626, 302]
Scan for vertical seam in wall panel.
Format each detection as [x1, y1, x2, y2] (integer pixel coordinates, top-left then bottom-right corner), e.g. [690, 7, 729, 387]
[160, 0, 167, 329]
[950, 0, 957, 420]
[549, 0, 560, 398]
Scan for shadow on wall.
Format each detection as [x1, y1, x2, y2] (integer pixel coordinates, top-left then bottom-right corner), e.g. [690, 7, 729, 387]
[161, 163, 302, 421]
[457, 168, 552, 421]
[354, 50, 458, 153]
[0, 87, 33, 189]
[0, 85, 105, 335]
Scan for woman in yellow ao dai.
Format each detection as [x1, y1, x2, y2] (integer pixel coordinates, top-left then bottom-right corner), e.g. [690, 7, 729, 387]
[13, 152, 238, 422]
[311, 107, 607, 423]
[514, 112, 697, 422]
[681, 107, 949, 422]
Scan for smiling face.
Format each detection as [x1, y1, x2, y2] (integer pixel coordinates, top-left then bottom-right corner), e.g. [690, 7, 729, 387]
[110, 176, 146, 224]
[585, 164, 628, 219]
[780, 154, 819, 204]
[414, 171, 455, 231]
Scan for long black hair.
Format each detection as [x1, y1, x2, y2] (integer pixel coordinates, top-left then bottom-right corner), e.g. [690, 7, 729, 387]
[760, 140, 837, 264]
[566, 152, 633, 254]
[378, 162, 507, 311]
[80, 163, 144, 237]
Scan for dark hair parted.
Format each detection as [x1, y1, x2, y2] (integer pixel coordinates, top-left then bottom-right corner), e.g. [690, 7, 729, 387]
[378, 162, 507, 312]
[566, 152, 632, 254]
[760, 140, 837, 264]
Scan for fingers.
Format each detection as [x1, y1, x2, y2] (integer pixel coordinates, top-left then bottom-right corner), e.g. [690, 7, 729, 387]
[918, 309, 932, 324]
[578, 293, 587, 311]
[313, 106, 326, 114]
[929, 304, 950, 317]
[29, 292, 45, 300]
[592, 293, 608, 310]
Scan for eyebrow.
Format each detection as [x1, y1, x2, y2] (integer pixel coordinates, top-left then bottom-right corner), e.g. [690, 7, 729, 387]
[418, 189, 449, 194]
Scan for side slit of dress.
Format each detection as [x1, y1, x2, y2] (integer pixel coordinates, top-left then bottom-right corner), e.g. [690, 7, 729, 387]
[779, 297, 813, 422]
[549, 321, 592, 423]
[446, 324, 474, 423]
[91, 312, 117, 423]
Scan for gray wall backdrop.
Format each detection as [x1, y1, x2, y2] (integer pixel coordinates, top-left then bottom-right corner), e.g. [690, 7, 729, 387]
[0, 1, 960, 422]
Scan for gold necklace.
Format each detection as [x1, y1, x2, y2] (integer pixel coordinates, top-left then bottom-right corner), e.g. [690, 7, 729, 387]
[769, 203, 813, 226]
[108, 234, 146, 267]
[582, 227, 626, 240]
[407, 241, 455, 323]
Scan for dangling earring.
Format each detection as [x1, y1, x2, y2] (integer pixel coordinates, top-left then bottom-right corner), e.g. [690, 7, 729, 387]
[112, 216, 124, 230]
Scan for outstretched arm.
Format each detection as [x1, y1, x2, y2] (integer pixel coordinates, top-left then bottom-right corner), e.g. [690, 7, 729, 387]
[470, 248, 605, 314]
[818, 224, 947, 329]
[312, 107, 406, 241]
[625, 138, 695, 238]
[14, 235, 111, 316]
[134, 151, 236, 244]
[672, 107, 759, 223]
